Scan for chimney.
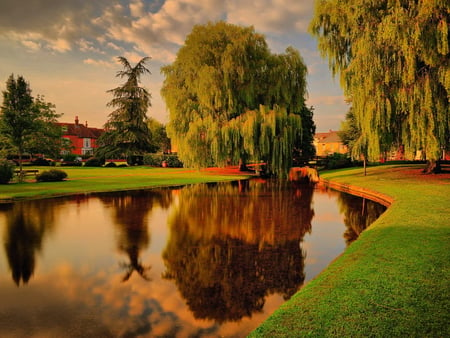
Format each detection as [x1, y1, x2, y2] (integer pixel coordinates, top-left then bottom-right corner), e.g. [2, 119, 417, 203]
[85, 121, 88, 127]
[75, 116, 79, 125]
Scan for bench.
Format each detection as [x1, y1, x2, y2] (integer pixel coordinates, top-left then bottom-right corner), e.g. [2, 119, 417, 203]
[14, 169, 39, 177]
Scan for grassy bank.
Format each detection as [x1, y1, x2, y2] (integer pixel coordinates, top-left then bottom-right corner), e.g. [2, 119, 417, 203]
[0, 166, 250, 202]
[252, 164, 450, 337]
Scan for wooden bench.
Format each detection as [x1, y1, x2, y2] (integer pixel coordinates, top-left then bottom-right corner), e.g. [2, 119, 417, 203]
[14, 169, 39, 177]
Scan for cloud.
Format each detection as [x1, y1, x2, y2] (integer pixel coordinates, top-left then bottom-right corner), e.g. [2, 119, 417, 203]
[0, 0, 314, 62]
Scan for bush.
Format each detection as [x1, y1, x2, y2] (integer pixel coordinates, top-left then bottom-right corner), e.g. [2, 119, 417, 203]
[84, 157, 104, 167]
[32, 157, 51, 166]
[143, 154, 183, 167]
[104, 162, 117, 167]
[0, 160, 14, 184]
[36, 169, 68, 182]
[324, 153, 354, 170]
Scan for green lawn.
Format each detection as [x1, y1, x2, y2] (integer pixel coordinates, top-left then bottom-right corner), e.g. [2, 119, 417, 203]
[0, 166, 250, 202]
[251, 164, 450, 337]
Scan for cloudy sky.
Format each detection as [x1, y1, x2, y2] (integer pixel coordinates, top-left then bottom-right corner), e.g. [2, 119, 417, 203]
[0, 0, 347, 132]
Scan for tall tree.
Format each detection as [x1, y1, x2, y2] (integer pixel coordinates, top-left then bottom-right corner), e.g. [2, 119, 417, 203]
[161, 22, 313, 176]
[1, 74, 35, 173]
[0, 75, 61, 173]
[310, 0, 449, 173]
[96, 56, 153, 160]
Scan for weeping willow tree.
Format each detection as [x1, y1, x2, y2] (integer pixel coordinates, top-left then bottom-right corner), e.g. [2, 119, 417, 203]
[161, 21, 312, 177]
[310, 0, 449, 173]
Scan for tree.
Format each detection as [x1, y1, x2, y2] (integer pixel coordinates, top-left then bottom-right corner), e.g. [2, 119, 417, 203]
[147, 117, 170, 153]
[161, 22, 313, 177]
[1, 74, 35, 173]
[1, 75, 62, 175]
[25, 95, 63, 159]
[339, 107, 369, 175]
[310, 0, 449, 173]
[96, 56, 153, 160]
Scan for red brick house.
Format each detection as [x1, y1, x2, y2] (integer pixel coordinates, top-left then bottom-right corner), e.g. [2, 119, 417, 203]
[57, 116, 104, 156]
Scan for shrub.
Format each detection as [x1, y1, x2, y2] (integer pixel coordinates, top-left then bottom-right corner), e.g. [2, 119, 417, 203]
[104, 162, 117, 167]
[36, 169, 68, 182]
[84, 157, 104, 167]
[63, 153, 78, 162]
[0, 160, 14, 184]
[32, 157, 51, 166]
[324, 153, 353, 170]
[143, 154, 183, 167]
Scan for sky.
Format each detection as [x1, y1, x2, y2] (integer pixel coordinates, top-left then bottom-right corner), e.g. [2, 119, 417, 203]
[0, 0, 348, 132]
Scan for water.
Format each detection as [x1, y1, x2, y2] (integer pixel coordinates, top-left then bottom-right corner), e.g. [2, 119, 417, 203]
[0, 179, 386, 337]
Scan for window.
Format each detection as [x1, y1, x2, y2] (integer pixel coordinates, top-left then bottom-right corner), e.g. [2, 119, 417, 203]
[83, 138, 91, 148]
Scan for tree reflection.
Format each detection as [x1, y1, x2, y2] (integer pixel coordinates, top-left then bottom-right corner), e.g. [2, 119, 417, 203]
[163, 180, 314, 322]
[98, 190, 173, 282]
[2, 200, 57, 286]
[337, 193, 387, 244]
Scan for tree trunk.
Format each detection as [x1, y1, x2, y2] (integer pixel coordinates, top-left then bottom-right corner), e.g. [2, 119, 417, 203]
[422, 159, 441, 174]
[363, 156, 367, 176]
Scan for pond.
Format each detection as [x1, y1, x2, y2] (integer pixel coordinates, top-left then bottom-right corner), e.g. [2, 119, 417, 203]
[0, 179, 386, 337]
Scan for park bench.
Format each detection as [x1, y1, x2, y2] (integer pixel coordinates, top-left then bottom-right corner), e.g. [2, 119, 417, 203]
[14, 169, 39, 178]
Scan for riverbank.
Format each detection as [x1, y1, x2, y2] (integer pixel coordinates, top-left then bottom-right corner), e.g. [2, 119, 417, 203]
[0, 166, 251, 203]
[252, 164, 450, 337]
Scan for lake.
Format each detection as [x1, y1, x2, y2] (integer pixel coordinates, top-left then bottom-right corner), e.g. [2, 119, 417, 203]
[0, 179, 386, 337]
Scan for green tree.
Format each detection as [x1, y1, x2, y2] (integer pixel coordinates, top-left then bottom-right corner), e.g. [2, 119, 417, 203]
[25, 95, 63, 158]
[310, 0, 449, 173]
[0, 74, 36, 173]
[147, 117, 170, 153]
[161, 22, 312, 176]
[1, 75, 62, 174]
[96, 56, 153, 160]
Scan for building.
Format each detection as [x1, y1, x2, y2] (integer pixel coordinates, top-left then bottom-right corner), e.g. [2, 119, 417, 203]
[314, 130, 348, 157]
[57, 116, 104, 156]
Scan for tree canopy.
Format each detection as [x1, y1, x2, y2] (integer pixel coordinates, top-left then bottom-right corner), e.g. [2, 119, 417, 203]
[96, 56, 153, 159]
[310, 0, 449, 171]
[161, 21, 313, 176]
[0, 74, 62, 172]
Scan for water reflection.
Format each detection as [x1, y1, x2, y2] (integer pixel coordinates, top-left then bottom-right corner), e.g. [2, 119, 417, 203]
[0, 180, 386, 337]
[163, 181, 314, 323]
[99, 190, 173, 282]
[2, 200, 58, 285]
[338, 193, 387, 244]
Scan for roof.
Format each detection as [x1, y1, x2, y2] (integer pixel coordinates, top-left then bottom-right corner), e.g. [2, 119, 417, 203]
[57, 117, 103, 139]
[315, 130, 342, 143]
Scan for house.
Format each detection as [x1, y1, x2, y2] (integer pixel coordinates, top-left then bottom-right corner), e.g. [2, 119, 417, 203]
[57, 116, 104, 156]
[314, 130, 348, 157]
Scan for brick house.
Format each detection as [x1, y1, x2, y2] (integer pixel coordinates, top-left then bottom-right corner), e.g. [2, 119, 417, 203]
[314, 130, 348, 157]
[57, 116, 104, 156]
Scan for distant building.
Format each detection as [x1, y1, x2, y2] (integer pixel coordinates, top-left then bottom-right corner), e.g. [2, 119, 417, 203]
[314, 130, 348, 157]
[57, 116, 103, 156]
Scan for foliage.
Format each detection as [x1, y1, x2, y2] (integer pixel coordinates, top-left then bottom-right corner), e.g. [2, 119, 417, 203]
[0, 159, 14, 184]
[36, 169, 67, 182]
[31, 157, 52, 166]
[143, 153, 183, 167]
[24, 95, 63, 158]
[310, 0, 449, 170]
[324, 153, 354, 170]
[84, 157, 104, 167]
[62, 153, 78, 162]
[0, 75, 63, 174]
[147, 118, 171, 153]
[161, 21, 313, 177]
[96, 57, 154, 159]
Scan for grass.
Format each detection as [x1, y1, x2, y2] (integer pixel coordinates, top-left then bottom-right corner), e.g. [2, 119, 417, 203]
[251, 164, 450, 337]
[0, 166, 250, 202]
